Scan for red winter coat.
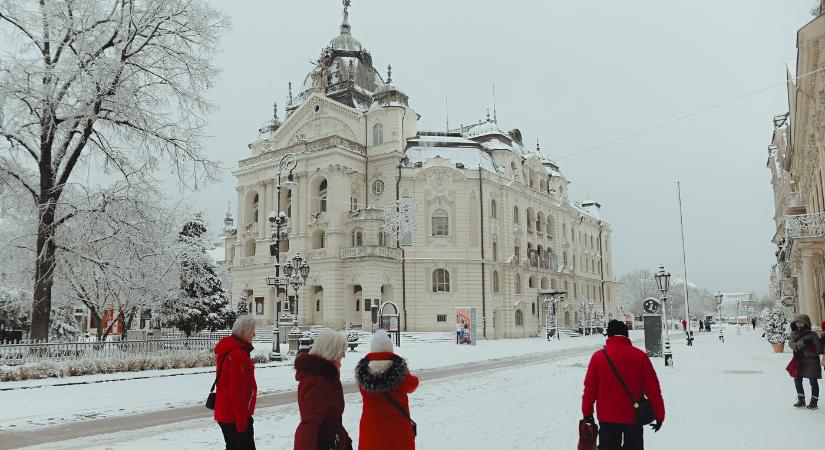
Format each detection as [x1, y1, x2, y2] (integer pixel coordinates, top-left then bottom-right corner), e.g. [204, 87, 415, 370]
[213, 334, 257, 432]
[582, 336, 665, 424]
[355, 352, 419, 450]
[294, 353, 350, 450]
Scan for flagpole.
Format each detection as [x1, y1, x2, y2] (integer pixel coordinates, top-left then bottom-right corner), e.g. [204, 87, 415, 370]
[677, 181, 691, 330]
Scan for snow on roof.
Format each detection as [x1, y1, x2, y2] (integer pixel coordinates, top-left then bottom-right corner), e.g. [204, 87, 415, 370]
[466, 120, 508, 138]
[408, 135, 477, 145]
[406, 146, 497, 172]
[478, 137, 514, 151]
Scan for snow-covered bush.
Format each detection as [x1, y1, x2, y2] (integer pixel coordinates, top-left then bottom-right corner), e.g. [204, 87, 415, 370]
[49, 303, 80, 342]
[0, 287, 31, 332]
[762, 307, 787, 344]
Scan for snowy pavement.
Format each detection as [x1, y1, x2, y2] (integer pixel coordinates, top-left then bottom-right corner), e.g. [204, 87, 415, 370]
[0, 332, 606, 440]
[7, 326, 821, 450]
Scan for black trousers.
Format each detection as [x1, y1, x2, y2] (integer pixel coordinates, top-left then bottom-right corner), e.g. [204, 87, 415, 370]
[598, 422, 643, 450]
[219, 417, 256, 450]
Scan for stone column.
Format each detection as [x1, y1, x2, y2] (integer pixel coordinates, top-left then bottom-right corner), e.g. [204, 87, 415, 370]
[259, 182, 269, 240]
[800, 248, 819, 323]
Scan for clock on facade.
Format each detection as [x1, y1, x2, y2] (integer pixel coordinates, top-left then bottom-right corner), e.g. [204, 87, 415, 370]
[643, 298, 661, 314]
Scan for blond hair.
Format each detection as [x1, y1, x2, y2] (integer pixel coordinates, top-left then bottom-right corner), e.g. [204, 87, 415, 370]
[309, 329, 347, 362]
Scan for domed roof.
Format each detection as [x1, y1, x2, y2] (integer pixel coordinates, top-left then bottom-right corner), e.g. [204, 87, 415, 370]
[466, 119, 508, 138]
[329, 27, 362, 52]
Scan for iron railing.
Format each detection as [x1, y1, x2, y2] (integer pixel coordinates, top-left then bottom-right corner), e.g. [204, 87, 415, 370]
[785, 213, 825, 239]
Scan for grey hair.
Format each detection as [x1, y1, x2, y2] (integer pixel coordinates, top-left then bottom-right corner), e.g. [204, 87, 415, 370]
[309, 329, 348, 361]
[232, 316, 257, 338]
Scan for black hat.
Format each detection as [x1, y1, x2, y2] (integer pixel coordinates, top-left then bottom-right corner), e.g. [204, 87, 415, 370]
[607, 320, 629, 337]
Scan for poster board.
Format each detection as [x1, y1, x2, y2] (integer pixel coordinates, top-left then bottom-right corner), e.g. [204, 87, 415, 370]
[455, 307, 477, 345]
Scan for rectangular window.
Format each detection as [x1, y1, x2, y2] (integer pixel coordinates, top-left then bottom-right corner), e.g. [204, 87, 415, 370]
[432, 216, 449, 236]
[365, 299, 372, 311]
[437, 314, 447, 322]
[515, 245, 521, 263]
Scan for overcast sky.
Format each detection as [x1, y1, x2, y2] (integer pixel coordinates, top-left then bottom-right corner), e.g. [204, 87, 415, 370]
[177, 0, 816, 295]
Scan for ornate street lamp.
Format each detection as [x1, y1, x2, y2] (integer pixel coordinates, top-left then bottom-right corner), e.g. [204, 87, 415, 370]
[654, 265, 673, 366]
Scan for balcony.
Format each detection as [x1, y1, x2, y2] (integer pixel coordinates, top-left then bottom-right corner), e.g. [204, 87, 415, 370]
[347, 208, 386, 222]
[307, 248, 328, 260]
[341, 246, 402, 260]
[785, 213, 825, 239]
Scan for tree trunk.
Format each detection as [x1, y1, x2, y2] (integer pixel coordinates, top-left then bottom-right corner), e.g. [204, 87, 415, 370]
[30, 201, 57, 341]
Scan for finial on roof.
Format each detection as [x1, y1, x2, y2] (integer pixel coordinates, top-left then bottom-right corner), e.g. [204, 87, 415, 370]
[536, 138, 541, 153]
[492, 83, 498, 123]
[287, 82, 293, 106]
[341, 0, 352, 34]
[387, 64, 392, 83]
[486, 108, 491, 121]
[273, 101, 279, 119]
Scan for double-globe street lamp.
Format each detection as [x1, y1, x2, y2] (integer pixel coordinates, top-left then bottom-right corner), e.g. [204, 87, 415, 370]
[264, 153, 299, 359]
[654, 265, 673, 366]
[282, 252, 311, 331]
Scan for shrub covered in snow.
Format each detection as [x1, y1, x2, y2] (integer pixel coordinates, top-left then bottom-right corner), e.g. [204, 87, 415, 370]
[0, 352, 270, 382]
[761, 307, 787, 344]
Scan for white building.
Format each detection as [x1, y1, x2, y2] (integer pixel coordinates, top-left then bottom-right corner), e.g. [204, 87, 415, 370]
[223, 3, 618, 338]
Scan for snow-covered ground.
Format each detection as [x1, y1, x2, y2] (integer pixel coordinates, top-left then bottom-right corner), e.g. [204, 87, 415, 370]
[10, 326, 823, 450]
[0, 332, 605, 433]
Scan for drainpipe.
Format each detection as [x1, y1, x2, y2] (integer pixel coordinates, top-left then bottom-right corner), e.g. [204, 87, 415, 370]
[479, 167, 487, 339]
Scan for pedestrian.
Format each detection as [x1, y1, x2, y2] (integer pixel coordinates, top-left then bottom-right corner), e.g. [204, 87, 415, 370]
[582, 320, 665, 450]
[355, 329, 419, 450]
[704, 319, 711, 331]
[294, 329, 352, 450]
[214, 316, 258, 450]
[699, 319, 704, 332]
[789, 314, 822, 410]
[681, 319, 687, 332]
[751, 317, 757, 330]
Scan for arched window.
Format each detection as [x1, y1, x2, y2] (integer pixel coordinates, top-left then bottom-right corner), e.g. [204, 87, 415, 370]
[252, 193, 259, 224]
[532, 302, 536, 315]
[373, 123, 384, 145]
[528, 275, 535, 289]
[244, 238, 255, 257]
[313, 230, 325, 249]
[492, 271, 500, 293]
[515, 309, 524, 326]
[378, 231, 386, 247]
[492, 241, 498, 261]
[432, 209, 449, 236]
[319, 179, 328, 212]
[513, 206, 519, 224]
[316, 300, 320, 312]
[515, 274, 522, 294]
[352, 229, 363, 247]
[490, 199, 497, 219]
[432, 268, 450, 292]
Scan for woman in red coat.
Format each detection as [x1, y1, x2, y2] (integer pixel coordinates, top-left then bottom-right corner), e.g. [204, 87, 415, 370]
[294, 329, 352, 450]
[214, 316, 258, 450]
[355, 330, 419, 450]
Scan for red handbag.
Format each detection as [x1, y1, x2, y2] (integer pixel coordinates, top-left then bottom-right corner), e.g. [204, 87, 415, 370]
[786, 356, 800, 378]
[577, 420, 599, 450]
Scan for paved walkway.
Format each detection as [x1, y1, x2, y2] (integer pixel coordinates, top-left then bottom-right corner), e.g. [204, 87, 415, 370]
[3, 345, 596, 449]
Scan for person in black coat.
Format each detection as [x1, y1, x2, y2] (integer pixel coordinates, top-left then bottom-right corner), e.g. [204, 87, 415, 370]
[789, 314, 822, 410]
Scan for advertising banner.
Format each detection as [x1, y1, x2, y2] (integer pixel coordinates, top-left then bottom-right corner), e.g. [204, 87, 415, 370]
[455, 307, 477, 345]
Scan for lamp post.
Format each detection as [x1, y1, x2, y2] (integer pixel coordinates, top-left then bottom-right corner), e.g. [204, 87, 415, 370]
[283, 252, 311, 331]
[714, 291, 724, 343]
[654, 265, 672, 366]
[264, 153, 299, 360]
[542, 289, 566, 341]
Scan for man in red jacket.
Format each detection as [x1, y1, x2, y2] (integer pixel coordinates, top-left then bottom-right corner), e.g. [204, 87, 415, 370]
[214, 316, 258, 450]
[582, 320, 665, 450]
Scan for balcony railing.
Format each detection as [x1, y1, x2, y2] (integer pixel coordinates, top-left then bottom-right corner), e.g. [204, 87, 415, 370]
[348, 208, 386, 221]
[307, 248, 328, 260]
[341, 246, 402, 260]
[785, 213, 825, 239]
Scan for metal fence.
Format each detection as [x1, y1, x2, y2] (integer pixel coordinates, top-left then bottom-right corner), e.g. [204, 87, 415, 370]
[0, 337, 219, 366]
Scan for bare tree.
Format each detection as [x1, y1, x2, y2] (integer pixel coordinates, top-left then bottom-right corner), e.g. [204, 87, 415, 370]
[618, 269, 659, 315]
[0, 0, 229, 339]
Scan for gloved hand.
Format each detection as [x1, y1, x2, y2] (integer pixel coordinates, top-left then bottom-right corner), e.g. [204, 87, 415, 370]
[583, 415, 595, 423]
[650, 420, 663, 432]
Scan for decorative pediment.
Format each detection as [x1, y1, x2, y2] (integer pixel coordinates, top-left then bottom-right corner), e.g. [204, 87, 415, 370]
[271, 94, 363, 148]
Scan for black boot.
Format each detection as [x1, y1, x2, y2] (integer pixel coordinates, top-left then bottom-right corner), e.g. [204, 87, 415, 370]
[807, 397, 818, 410]
[794, 395, 806, 407]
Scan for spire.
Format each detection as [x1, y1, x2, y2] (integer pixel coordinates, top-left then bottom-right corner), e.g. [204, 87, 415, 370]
[273, 101, 279, 119]
[492, 83, 498, 123]
[287, 82, 293, 106]
[387, 64, 392, 83]
[536, 138, 541, 154]
[341, 0, 352, 35]
[486, 108, 491, 122]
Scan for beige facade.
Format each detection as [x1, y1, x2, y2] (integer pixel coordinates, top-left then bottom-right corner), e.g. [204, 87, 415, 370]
[222, 6, 618, 338]
[768, 7, 825, 327]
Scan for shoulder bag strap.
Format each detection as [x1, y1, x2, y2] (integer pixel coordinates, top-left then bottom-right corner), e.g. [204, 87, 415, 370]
[601, 348, 637, 406]
[382, 392, 415, 425]
[210, 349, 234, 393]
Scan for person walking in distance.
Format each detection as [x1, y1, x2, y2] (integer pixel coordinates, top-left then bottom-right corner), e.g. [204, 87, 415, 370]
[751, 317, 757, 330]
[214, 316, 258, 450]
[789, 314, 822, 410]
[355, 330, 419, 450]
[699, 319, 704, 332]
[294, 329, 353, 450]
[582, 320, 665, 450]
[681, 318, 687, 332]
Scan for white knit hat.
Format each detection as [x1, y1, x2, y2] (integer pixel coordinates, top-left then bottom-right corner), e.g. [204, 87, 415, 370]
[371, 329, 393, 353]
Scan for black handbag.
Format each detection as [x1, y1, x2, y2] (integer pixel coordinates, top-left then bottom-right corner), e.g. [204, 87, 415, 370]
[205, 350, 233, 410]
[382, 392, 417, 437]
[602, 348, 655, 425]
